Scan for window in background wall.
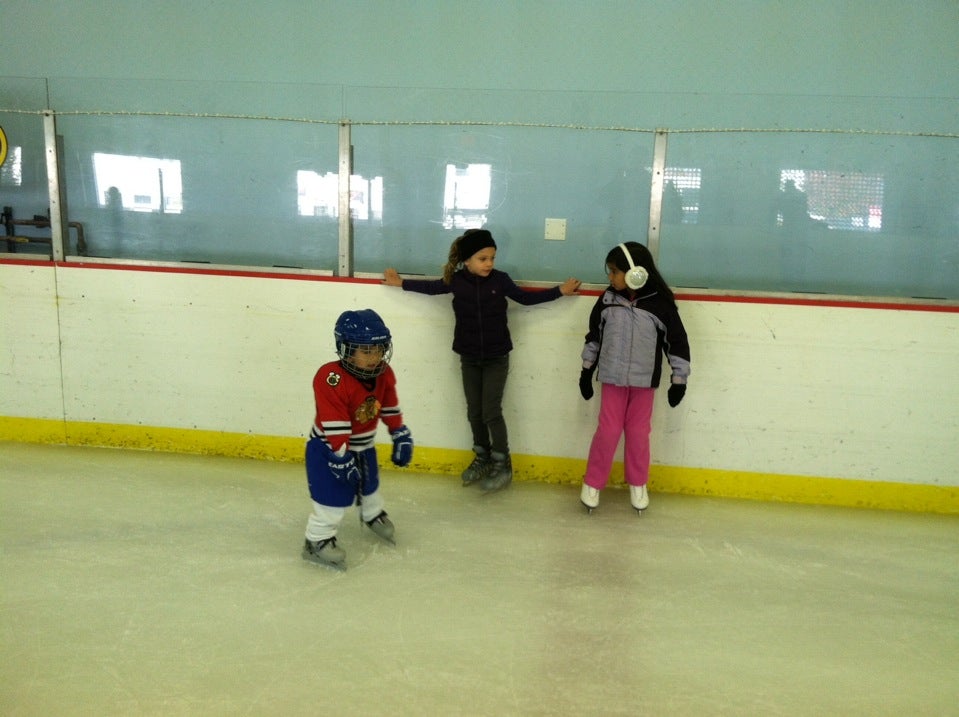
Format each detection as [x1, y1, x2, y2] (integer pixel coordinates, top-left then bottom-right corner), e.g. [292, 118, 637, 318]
[350, 175, 383, 221]
[296, 170, 383, 221]
[662, 167, 701, 224]
[778, 169, 883, 231]
[1, 145, 22, 186]
[298, 170, 337, 218]
[443, 163, 491, 230]
[92, 153, 183, 214]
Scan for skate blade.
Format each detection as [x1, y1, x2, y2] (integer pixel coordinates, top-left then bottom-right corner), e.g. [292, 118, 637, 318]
[302, 549, 347, 571]
[366, 527, 396, 546]
[632, 507, 647, 516]
[580, 501, 597, 514]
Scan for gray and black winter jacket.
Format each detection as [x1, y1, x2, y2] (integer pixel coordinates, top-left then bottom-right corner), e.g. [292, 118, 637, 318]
[581, 286, 690, 388]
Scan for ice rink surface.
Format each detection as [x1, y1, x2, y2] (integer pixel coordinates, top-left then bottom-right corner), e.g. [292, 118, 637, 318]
[2, 441, 957, 716]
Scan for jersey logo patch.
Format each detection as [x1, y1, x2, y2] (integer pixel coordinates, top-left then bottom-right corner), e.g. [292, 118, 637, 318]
[326, 371, 341, 387]
[355, 396, 381, 423]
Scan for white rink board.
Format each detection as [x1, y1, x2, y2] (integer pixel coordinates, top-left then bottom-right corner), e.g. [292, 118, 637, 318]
[0, 263, 64, 419]
[665, 300, 959, 483]
[2, 261, 958, 487]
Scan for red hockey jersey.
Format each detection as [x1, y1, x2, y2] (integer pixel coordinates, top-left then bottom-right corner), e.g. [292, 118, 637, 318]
[311, 361, 404, 453]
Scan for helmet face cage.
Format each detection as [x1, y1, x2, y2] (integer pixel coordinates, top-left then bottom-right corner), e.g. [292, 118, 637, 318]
[336, 339, 393, 378]
[333, 309, 393, 379]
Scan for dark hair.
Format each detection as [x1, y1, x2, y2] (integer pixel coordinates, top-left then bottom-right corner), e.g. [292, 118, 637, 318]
[605, 241, 675, 304]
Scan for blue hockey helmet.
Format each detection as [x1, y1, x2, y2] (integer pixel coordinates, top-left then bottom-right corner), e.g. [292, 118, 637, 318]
[333, 309, 393, 378]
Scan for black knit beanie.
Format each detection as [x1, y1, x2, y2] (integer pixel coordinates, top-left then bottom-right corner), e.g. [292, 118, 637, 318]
[457, 229, 497, 262]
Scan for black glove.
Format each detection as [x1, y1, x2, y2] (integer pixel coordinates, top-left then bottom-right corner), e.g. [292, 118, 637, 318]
[667, 383, 686, 407]
[579, 365, 596, 400]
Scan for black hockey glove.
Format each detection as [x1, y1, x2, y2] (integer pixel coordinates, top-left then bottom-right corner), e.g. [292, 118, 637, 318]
[667, 383, 686, 407]
[579, 365, 596, 400]
[390, 425, 413, 467]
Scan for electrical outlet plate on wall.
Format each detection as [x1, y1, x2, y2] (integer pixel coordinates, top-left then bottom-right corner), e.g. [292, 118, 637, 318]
[544, 218, 566, 241]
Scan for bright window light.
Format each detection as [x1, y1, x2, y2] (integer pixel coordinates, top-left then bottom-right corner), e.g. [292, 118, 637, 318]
[779, 169, 883, 231]
[663, 167, 702, 224]
[0, 145, 23, 186]
[93, 153, 183, 214]
[297, 170, 383, 221]
[443, 163, 491, 230]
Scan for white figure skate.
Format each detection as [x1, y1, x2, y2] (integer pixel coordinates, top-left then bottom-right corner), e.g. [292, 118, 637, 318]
[630, 485, 649, 515]
[580, 484, 600, 514]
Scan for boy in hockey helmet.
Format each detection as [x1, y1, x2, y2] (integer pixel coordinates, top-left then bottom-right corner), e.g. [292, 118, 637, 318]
[302, 309, 413, 570]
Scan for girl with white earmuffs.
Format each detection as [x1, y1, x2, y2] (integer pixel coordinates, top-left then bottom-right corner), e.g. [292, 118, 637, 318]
[578, 241, 691, 514]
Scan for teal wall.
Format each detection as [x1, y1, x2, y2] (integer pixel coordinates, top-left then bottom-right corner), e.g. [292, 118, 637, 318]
[5, 1, 957, 126]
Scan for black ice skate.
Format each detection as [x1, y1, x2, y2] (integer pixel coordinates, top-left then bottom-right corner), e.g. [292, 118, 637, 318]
[461, 446, 492, 486]
[480, 452, 512, 493]
[302, 537, 347, 571]
[365, 511, 396, 545]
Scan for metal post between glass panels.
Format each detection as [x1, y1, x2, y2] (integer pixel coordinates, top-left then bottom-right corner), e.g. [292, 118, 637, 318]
[337, 121, 353, 277]
[43, 111, 67, 262]
[647, 129, 668, 261]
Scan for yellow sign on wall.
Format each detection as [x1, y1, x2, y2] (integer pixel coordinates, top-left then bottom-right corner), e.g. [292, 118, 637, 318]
[0, 125, 8, 167]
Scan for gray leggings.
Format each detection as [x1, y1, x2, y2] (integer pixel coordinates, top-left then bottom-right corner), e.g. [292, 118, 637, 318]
[459, 354, 510, 455]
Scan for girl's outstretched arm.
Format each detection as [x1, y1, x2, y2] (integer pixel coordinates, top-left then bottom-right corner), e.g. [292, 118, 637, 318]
[382, 268, 403, 287]
[386, 271, 452, 295]
[559, 277, 582, 296]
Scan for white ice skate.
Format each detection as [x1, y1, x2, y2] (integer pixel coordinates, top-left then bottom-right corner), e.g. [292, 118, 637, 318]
[630, 484, 649, 515]
[302, 537, 347, 571]
[580, 484, 600, 514]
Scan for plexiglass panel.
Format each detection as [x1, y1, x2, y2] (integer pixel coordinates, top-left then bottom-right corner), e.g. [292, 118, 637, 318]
[657, 132, 959, 299]
[0, 77, 53, 256]
[352, 124, 654, 283]
[57, 113, 339, 268]
[4, 75, 957, 299]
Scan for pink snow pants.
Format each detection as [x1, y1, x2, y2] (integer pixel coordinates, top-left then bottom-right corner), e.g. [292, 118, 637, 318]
[584, 383, 655, 489]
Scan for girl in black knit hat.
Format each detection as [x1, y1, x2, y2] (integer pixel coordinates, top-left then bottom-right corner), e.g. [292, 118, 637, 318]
[384, 228, 580, 492]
